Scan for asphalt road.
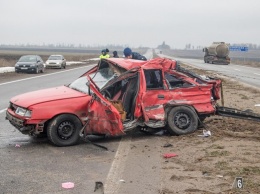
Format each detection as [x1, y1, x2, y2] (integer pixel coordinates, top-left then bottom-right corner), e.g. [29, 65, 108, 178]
[158, 54, 260, 88]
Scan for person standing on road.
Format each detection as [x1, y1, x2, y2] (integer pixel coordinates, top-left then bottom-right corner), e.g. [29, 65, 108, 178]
[123, 47, 147, 61]
[99, 49, 110, 59]
[112, 51, 119, 58]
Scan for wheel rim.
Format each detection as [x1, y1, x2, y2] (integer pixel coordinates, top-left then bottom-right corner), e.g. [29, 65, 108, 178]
[174, 112, 191, 129]
[57, 121, 75, 139]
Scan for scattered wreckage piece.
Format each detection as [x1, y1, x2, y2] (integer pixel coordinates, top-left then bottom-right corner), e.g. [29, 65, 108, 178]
[5, 57, 260, 146]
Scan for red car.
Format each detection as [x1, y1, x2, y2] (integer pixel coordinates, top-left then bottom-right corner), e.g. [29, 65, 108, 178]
[6, 58, 221, 146]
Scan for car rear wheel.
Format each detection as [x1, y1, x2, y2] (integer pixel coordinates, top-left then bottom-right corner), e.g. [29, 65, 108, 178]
[167, 106, 198, 135]
[47, 114, 82, 146]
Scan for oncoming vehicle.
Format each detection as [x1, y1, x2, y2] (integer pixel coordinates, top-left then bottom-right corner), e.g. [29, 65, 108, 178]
[6, 58, 260, 146]
[15, 55, 45, 74]
[45, 55, 66, 69]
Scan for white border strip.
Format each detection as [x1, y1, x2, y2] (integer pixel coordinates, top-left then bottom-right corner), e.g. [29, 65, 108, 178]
[104, 136, 131, 194]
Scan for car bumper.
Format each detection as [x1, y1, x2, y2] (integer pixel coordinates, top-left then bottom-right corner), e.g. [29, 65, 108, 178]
[46, 64, 62, 68]
[15, 67, 37, 72]
[6, 110, 26, 131]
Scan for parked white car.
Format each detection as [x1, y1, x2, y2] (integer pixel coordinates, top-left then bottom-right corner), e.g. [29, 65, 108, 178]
[45, 55, 66, 69]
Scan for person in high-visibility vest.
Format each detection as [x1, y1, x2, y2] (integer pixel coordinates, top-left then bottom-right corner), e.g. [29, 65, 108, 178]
[99, 49, 110, 59]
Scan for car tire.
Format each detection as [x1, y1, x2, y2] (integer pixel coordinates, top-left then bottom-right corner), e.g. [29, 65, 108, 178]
[47, 114, 82, 146]
[167, 106, 198, 135]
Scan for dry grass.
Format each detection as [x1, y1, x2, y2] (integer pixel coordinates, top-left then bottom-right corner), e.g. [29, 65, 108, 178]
[232, 59, 260, 68]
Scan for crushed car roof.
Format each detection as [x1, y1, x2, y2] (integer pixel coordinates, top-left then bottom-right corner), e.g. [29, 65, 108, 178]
[104, 57, 177, 71]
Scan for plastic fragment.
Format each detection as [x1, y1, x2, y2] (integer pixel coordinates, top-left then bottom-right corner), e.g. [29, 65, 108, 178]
[163, 153, 178, 158]
[62, 182, 75, 189]
[198, 130, 211, 137]
[15, 144, 21, 148]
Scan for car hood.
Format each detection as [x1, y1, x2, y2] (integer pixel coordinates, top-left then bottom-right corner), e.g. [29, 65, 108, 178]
[10, 86, 88, 108]
[46, 60, 62, 63]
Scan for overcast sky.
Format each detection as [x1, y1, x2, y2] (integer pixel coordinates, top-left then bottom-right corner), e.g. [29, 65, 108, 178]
[0, 0, 259, 49]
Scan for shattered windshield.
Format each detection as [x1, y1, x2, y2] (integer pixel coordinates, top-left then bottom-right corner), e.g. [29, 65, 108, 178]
[68, 67, 117, 93]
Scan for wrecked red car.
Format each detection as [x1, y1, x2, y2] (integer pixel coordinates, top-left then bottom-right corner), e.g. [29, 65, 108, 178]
[6, 57, 222, 146]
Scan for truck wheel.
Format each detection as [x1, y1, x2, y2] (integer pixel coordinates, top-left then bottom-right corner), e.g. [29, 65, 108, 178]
[47, 114, 82, 146]
[167, 106, 198, 135]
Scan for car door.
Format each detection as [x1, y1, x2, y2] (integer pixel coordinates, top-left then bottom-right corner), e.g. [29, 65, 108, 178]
[85, 69, 142, 135]
[164, 71, 215, 113]
[85, 74, 125, 136]
[141, 69, 169, 121]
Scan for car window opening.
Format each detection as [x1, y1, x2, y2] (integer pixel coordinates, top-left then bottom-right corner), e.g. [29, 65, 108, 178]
[101, 74, 139, 121]
[144, 69, 164, 89]
[165, 72, 193, 88]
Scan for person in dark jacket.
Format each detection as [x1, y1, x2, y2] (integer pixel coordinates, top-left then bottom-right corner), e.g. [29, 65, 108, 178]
[123, 47, 147, 61]
[112, 51, 119, 58]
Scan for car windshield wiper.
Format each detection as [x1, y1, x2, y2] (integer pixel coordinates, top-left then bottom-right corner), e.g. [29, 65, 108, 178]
[70, 87, 85, 93]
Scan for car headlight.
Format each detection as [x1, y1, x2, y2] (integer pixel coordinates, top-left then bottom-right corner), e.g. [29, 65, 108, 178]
[31, 64, 36, 67]
[15, 107, 32, 117]
[46, 61, 49, 64]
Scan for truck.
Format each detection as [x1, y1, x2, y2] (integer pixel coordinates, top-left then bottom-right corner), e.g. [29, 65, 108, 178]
[203, 42, 230, 65]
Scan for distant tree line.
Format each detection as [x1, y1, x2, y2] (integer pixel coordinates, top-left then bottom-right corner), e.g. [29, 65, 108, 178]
[0, 43, 150, 50]
[1, 42, 260, 50]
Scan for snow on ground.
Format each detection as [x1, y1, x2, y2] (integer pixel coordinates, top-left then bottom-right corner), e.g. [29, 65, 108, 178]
[0, 58, 100, 73]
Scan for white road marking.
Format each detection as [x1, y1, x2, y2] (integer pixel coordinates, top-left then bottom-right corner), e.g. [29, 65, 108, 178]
[234, 68, 241, 71]
[104, 136, 132, 194]
[0, 108, 7, 114]
[0, 65, 95, 86]
[254, 73, 260, 76]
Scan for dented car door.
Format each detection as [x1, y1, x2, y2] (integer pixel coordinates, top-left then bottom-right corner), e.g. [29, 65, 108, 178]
[85, 75, 125, 136]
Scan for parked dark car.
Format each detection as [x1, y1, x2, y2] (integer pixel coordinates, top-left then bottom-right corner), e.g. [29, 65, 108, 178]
[15, 55, 45, 74]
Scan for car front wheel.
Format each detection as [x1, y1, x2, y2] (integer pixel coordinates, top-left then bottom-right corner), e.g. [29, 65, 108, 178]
[47, 114, 82, 146]
[167, 106, 198, 135]
[35, 67, 39, 74]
